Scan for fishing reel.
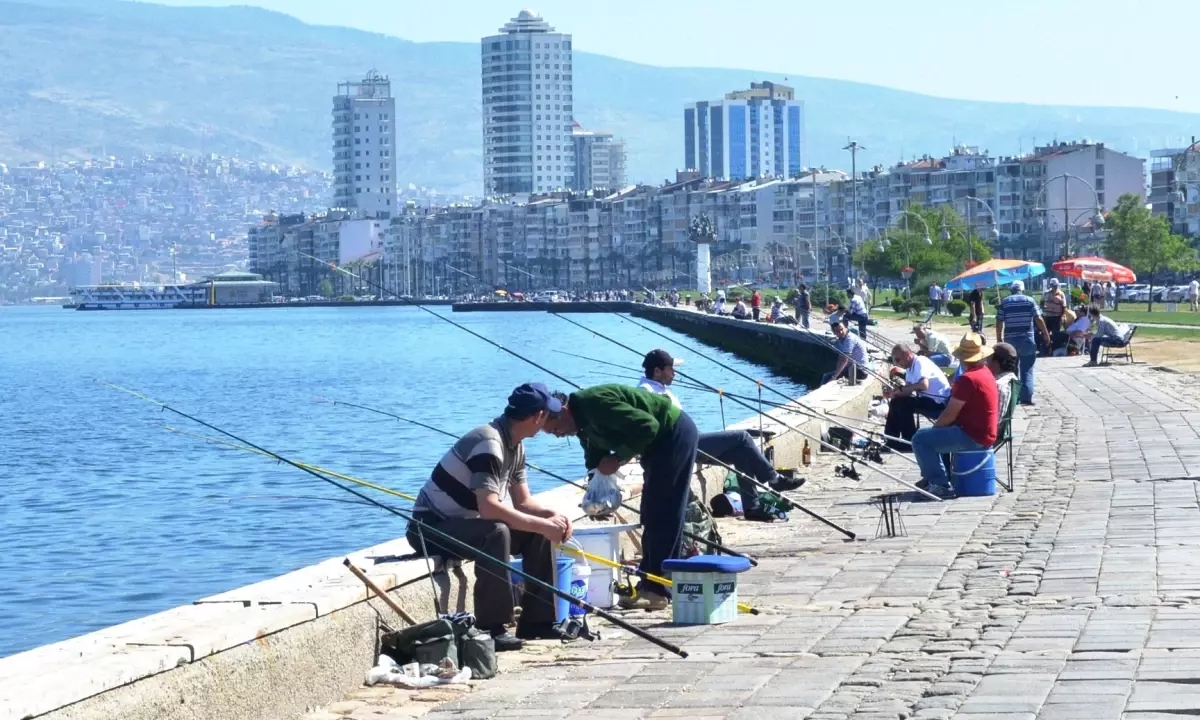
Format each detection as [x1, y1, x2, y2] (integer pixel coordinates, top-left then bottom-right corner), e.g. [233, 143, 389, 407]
[833, 463, 861, 481]
[856, 441, 885, 465]
[554, 615, 599, 643]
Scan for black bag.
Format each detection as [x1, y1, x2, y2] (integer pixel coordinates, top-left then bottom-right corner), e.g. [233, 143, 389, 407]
[455, 625, 497, 680]
[381, 619, 458, 668]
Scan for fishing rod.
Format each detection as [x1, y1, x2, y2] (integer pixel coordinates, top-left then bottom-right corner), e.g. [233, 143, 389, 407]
[103, 380, 689, 659]
[298, 252, 576, 389]
[551, 313, 939, 501]
[169, 423, 762, 615]
[316, 397, 759, 563]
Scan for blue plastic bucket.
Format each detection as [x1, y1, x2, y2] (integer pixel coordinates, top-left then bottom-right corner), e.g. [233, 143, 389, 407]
[952, 449, 996, 496]
[510, 556, 575, 623]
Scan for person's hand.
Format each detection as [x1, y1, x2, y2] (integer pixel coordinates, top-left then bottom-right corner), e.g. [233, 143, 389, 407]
[543, 514, 572, 544]
[596, 455, 624, 476]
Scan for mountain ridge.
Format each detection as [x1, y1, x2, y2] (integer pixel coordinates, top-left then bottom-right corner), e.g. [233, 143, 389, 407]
[1, 0, 1195, 195]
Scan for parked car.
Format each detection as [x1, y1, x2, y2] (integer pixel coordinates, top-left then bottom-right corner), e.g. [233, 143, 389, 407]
[1119, 284, 1147, 301]
[1164, 285, 1191, 302]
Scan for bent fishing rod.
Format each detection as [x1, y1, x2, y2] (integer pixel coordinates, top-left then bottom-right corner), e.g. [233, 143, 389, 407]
[551, 313, 939, 501]
[167, 424, 762, 615]
[322, 397, 853, 541]
[102, 380, 689, 659]
[316, 397, 760, 563]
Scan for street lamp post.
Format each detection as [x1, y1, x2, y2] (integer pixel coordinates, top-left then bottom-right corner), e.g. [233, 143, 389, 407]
[843, 140, 864, 251]
[1034, 173, 1104, 263]
[886, 209, 933, 294]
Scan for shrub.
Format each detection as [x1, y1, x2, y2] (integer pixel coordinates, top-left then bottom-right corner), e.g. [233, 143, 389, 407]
[890, 297, 905, 313]
[1069, 287, 1085, 305]
[784, 288, 800, 304]
[989, 297, 1001, 307]
[947, 299, 968, 317]
[902, 299, 927, 316]
[809, 282, 848, 310]
[340, 294, 355, 302]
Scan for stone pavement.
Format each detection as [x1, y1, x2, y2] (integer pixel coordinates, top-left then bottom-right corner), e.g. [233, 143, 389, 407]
[302, 358, 1200, 720]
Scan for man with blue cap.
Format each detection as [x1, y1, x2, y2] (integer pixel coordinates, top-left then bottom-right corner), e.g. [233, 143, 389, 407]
[408, 383, 573, 651]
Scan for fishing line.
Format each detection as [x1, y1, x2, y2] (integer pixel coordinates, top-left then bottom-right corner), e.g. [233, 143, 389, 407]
[550, 313, 939, 501]
[103, 380, 689, 658]
[315, 398, 759, 563]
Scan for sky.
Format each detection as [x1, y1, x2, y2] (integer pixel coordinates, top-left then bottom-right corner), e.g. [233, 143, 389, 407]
[149, 0, 1200, 114]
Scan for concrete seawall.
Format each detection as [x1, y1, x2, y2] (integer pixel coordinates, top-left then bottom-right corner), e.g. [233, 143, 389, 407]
[0, 310, 879, 720]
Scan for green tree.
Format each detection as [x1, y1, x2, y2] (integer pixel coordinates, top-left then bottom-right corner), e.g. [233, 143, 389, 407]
[1102, 193, 1199, 311]
[852, 204, 992, 288]
[318, 278, 334, 299]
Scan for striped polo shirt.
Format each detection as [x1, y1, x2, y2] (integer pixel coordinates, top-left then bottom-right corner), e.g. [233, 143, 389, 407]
[997, 293, 1042, 344]
[413, 416, 526, 519]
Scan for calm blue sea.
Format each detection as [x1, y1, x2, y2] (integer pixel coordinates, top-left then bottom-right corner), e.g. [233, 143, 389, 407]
[0, 305, 805, 657]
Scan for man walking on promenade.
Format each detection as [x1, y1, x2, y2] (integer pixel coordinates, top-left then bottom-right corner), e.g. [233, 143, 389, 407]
[995, 280, 1051, 406]
[407, 384, 574, 651]
[1190, 277, 1199, 312]
[543, 383, 698, 610]
[751, 289, 762, 321]
[929, 282, 942, 315]
[794, 284, 812, 329]
[911, 333, 999, 499]
[1042, 278, 1067, 353]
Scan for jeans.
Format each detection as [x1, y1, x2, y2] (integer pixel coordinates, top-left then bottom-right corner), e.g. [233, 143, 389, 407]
[884, 395, 947, 448]
[845, 311, 869, 339]
[1008, 337, 1037, 404]
[798, 310, 810, 329]
[912, 425, 985, 489]
[928, 353, 951, 367]
[932, 299, 942, 315]
[1090, 336, 1125, 363]
[406, 515, 556, 628]
[638, 411, 699, 595]
[696, 430, 777, 512]
[821, 365, 863, 386]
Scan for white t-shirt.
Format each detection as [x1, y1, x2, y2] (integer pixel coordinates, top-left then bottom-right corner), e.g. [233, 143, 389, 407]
[1190, 280, 1199, 298]
[929, 285, 940, 300]
[636, 377, 682, 409]
[905, 355, 952, 403]
[1066, 316, 1091, 334]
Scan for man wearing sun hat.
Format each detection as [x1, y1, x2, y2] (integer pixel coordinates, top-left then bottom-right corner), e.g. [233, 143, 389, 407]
[910, 332, 1000, 499]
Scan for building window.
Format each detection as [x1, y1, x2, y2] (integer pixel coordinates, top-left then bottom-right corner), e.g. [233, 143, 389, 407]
[1095, 164, 1105, 177]
[1097, 192, 1105, 206]
[1096, 178, 1105, 190]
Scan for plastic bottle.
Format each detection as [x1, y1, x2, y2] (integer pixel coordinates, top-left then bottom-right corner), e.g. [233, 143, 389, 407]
[568, 563, 590, 617]
[802, 440, 811, 466]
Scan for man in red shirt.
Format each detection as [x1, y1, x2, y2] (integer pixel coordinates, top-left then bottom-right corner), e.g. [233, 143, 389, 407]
[910, 332, 999, 499]
[751, 289, 762, 321]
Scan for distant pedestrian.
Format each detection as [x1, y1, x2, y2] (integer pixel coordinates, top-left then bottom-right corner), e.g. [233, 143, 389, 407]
[995, 280, 1052, 406]
[794, 284, 812, 329]
[751, 289, 762, 321]
[1190, 278, 1200, 311]
[845, 291, 870, 339]
[929, 283, 942, 315]
[968, 287, 986, 337]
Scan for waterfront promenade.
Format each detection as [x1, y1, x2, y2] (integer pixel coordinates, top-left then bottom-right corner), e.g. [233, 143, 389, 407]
[305, 357, 1200, 720]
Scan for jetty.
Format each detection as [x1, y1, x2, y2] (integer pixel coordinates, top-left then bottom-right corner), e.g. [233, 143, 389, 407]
[6, 311, 1200, 720]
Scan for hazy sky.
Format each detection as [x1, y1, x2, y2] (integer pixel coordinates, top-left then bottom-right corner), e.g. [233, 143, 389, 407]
[150, 0, 1200, 114]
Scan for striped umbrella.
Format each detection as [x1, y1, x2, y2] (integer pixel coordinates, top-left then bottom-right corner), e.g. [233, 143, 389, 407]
[944, 259, 1047, 291]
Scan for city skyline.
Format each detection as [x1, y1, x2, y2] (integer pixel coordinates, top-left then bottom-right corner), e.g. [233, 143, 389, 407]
[151, 0, 1200, 121]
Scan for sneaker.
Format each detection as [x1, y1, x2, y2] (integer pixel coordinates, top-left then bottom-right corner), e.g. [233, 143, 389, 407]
[617, 587, 670, 611]
[925, 484, 956, 500]
[515, 621, 566, 641]
[743, 507, 778, 523]
[484, 626, 524, 652]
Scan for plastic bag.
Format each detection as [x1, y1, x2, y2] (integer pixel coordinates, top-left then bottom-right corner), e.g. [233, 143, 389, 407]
[366, 655, 472, 688]
[582, 470, 623, 518]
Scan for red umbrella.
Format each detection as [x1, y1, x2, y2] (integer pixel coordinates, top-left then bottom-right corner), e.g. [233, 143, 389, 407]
[1051, 257, 1136, 284]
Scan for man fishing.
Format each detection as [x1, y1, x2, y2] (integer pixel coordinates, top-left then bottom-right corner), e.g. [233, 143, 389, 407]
[407, 383, 573, 651]
[636, 349, 801, 522]
[543, 383, 699, 610]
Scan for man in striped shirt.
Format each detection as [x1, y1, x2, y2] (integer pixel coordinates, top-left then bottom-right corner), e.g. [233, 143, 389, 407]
[407, 383, 573, 651]
[821, 319, 868, 386]
[995, 281, 1051, 406]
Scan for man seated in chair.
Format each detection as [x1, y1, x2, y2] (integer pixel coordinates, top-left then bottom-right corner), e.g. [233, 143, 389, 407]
[1083, 304, 1129, 367]
[882, 342, 952, 451]
[910, 333, 999, 500]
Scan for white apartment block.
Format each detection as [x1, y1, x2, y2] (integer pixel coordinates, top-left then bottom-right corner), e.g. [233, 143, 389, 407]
[572, 125, 627, 192]
[684, 81, 804, 181]
[482, 10, 574, 196]
[1150, 141, 1200, 237]
[332, 71, 397, 219]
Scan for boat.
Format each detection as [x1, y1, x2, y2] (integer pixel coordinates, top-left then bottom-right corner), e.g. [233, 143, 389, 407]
[68, 283, 207, 310]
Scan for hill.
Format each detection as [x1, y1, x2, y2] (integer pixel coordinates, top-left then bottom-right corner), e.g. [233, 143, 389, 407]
[1, 0, 1196, 196]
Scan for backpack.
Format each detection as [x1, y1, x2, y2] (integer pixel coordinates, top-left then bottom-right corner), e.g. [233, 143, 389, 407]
[681, 490, 722, 557]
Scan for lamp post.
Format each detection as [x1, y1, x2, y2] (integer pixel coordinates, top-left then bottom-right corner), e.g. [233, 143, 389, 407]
[843, 140, 865, 251]
[941, 197, 1000, 268]
[1034, 173, 1104, 262]
[886, 209, 933, 294]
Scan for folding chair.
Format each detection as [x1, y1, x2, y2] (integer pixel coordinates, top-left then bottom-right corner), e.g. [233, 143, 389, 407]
[1100, 325, 1137, 364]
[992, 380, 1021, 492]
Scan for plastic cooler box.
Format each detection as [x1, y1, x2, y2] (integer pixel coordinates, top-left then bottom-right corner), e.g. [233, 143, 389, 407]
[510, 556, 574, 623]
[567, 523, 640, 609]
[662, 554, 752, 625]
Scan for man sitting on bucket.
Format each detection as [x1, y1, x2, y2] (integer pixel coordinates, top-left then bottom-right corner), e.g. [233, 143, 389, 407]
[910, 333, 999, 500]
[636, 349, 802, 523]
[542, 383, 699, 610]
[407, 383, 573, 652]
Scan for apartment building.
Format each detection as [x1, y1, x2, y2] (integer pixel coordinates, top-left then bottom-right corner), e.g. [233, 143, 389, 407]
[572, 124, 627, 192]
[1149, 142, 1200, 237]
[331, 71, 397, 219]
[684, 81, 804, 181]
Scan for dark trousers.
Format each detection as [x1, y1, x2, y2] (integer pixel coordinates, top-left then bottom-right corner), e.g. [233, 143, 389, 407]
[406, 516, 556, 628]
[798, 310, 810, 329]
[752, 306, 761, 321]
[845, 312, 869, 339]
[1042, 315, 1062, 354]
[884, 395, 946, 449]
[638, 411, 699, 594]
[697, 430, 776, 512]
[1090, 336, 1124, 363]
[822, 365, 863, 386]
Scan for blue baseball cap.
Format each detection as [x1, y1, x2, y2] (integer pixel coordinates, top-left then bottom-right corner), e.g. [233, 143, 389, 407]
[507, 383, 562, 416]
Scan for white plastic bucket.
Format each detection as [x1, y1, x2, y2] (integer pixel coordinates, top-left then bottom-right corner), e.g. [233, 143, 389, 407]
[568, 523, 639, 609]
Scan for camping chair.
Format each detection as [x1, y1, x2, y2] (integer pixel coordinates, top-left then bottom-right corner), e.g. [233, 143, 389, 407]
[993, 380, 1021, 492]
[1100, 325, 1137, 364]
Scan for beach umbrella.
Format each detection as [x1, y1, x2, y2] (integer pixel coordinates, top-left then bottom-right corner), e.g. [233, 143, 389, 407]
[944, 259, 1047, 291]
[1051, 257, 1136, 284]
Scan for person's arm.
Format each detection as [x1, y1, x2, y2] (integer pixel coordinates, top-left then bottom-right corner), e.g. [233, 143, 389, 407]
[577, 391, 662, 469]
[933, 397, 965, 427]
[828, 356, 849, 384]
[509, 482, 571, 541]
[477, 489, 566, 542]
[1035, 315, 1051, 346]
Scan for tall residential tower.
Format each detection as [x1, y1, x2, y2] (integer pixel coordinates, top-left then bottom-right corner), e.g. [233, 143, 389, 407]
[482, 10, 574, 196]
[332, 70, 397, 219]
[684, 81, 804, 181]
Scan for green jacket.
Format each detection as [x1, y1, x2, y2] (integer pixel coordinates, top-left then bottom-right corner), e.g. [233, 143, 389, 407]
[569, 384, 682, 470]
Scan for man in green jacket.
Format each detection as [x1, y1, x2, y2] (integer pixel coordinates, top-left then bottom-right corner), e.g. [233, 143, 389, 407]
[543, 384, 698, 610]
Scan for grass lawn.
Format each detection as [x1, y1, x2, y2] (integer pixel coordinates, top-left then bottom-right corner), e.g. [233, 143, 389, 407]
[1105, 307, 1200, 326]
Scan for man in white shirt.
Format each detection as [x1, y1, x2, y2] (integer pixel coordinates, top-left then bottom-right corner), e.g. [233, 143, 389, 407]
[845, 290, 871, 339]
[637, 350, 799, 521]
[714, 288, 727, 315]
[883, 342, 953, 450]
[1189, 278, 1199, 312]
[929, 283, 943, 315]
